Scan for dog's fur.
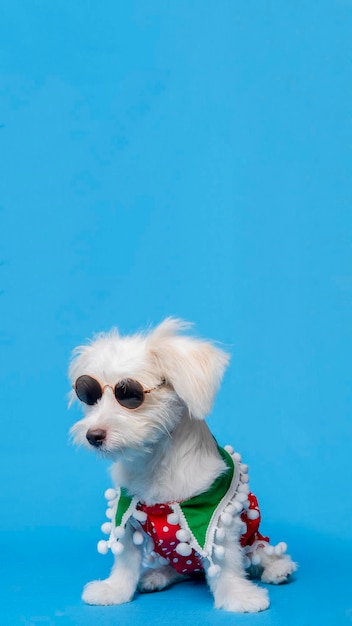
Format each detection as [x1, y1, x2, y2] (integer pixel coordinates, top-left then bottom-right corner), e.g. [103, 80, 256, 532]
[69, 318, 296, 613]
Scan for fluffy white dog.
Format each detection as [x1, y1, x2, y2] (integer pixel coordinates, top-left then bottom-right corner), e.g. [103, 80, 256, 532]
[69, 318, 297, 613]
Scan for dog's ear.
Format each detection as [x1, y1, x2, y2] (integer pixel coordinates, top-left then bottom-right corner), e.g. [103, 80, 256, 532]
[148, 318, 230, 419]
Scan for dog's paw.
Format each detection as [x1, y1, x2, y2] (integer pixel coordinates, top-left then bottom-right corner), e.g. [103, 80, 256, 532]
[139, 566, 186, 593]
[82, 579, 134, 606]
[214, 581, 269, 613]
[261, 556, 298, 585]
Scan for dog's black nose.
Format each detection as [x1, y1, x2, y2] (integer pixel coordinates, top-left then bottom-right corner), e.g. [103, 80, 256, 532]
[86, 428, 107, 447]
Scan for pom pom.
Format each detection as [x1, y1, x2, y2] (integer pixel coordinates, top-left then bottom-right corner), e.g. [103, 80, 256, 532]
[105, 508, 114, 520]
[207, 564, 221, 578]
[263, 545, 274, 556]
[114, 526, 125, 539]
[108, 499, 117, 507]
[167, 512, 179, 525]
[214, 545, 225, 560]
[243, 556, 251, 569]
[240, 474, 249, 483]
[236, 492, 248, 503]
[176, 529, 191, 542]
[251, 553, 261, 566]
[242, 499, 250, 510]
[224, 445, 234, 454]
[220, 512, 233, 527]
[231, 501, 243, 514]
[216, 527, 226, 542]
[97, 540, 109, 555]
[175, 542, 192, 557]
[101, 522, 112, 535]
[247, 509, 259, 520]
[240, 464, 248, 474]
[111, 541, 124, 556]
[274, 542, 287, 556]
[133, 510, 147, 523]
[133, 531, 144, 546]
[225, 504, 235, 516]
[232, 452, 242, 463]
[104, 488, 117, 500]
[238, 483, 249, 494]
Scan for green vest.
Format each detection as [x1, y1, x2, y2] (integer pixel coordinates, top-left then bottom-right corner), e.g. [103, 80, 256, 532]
[114, 446, 239, 557]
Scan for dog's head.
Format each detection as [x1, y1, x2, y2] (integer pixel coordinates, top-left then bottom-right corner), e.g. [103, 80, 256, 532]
[69, 318, 230, 460]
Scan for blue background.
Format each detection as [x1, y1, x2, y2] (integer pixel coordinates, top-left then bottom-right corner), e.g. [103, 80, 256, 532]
[1, 1, 351, 624]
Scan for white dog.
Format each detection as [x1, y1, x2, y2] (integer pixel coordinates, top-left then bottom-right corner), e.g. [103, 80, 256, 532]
[69, 318, 297, 613]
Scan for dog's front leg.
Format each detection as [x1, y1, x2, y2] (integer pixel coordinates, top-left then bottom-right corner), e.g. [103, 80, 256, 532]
[82, 522, 142, 606]
[206, 539, 269, 613]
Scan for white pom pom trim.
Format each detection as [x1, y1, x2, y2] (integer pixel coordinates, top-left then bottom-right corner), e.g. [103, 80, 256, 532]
[251, 553, 261, 566]
[133, 510, 147, 523]
[97, 540, 109, 555]
[236, 492, 248, 503]
[216, 527, 226, 542]
[175, 542, 192, 557]
[176, 529, 191, 542]
[167, 513, 179, 525]
[214, 545, 225, 560]
[105, 508, 114, 520]
[104, 488, 117, 500]
[247, 509, 259, 520]
[220, 512, 233, 527]
[274, 542, 287, 556]
[133, 531, 144, 546]
[231, 500, 243, 514]
[243, 556, 251, 569]
[224, 445, 234, 454]
[101, 522, 112, 535]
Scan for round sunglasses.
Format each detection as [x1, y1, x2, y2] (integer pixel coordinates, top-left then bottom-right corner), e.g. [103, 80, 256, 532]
[73, 374, 166, 410]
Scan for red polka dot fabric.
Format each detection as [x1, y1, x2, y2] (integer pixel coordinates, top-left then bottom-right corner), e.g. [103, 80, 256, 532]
[137, 503, 203, 575]
[137, 492, 269, 575]
[240, 492, 269, 547]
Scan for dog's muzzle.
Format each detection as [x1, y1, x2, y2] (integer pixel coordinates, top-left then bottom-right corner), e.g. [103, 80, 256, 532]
[86, 428, 107, 448]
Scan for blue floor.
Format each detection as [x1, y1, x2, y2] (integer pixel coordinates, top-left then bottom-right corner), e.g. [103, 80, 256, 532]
[3, 526, 351, 626]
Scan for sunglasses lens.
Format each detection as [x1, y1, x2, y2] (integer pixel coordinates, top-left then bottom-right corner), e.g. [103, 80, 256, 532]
[115, 378, 145, 409]
[75, 375, 102, 405]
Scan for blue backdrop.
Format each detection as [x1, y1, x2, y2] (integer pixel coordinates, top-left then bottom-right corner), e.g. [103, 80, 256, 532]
[1, 2, 351, 625]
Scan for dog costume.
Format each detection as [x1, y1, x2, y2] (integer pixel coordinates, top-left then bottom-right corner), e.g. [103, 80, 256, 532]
[98, 446, 285, 576]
